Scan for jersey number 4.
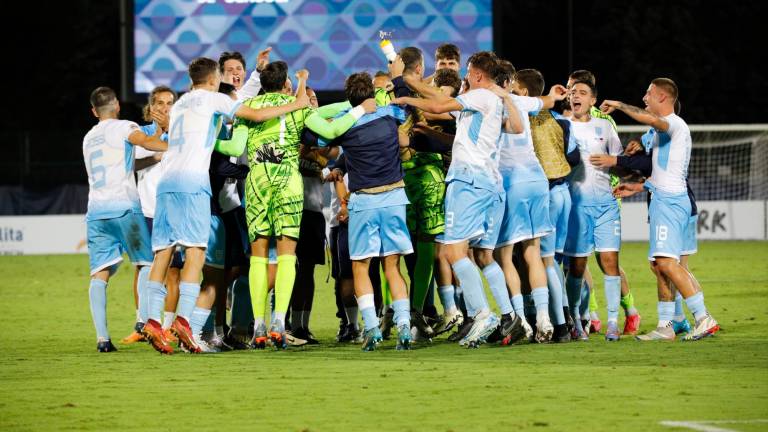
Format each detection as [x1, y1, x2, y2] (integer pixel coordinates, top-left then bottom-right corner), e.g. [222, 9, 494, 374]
[169, 116, 185, 151]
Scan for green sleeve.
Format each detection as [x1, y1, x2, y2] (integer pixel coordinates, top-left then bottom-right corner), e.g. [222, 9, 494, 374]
[375, 88, 391, 106]
[304, 108, 358, 140]
[315, 101, 353, 119]
[213, 123, 248, 157]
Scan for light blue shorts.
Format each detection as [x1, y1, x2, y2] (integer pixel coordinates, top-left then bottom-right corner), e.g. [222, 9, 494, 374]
[205, 214, 226, 269]
[648, 192, 692, 261]
[348, 204, 413, 261]
[682, 213, 698, 256]
[87, 210, 153, 275]
[268, 237, 277, 265]
[496, 179, 553, 247]
[540, 183, 572, 257]
[563, 202, 621, 257]
[439, 179, 505, 248]
[152, 192, 211, 251]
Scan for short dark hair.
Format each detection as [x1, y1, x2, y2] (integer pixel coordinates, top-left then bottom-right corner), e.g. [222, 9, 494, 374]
[218, 51, 246, 72]
[467, 51, 499, 79]
[260, 61, 288, 93]
[513, 69, 545, 96]
[374, 70, 390, 78]
[571, 79, 597, 97]
[569, 69, 596, 86]
[652, 77, 679, 102]
[494, 59, 516, 87]
[142, 85, 176, 122]
[90, 86, 117, 111]
[189, 57, 220, 85]
[435, 43, 460, 62]
[433, 68, 461, 97]
[345, 72, 375, 107]
[399, 47, 423, 73]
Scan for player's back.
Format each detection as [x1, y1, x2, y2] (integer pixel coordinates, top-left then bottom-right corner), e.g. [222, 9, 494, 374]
[646, 113, 691, 195]
[568, 116, 622, 205]
[159, 89, 240, 196]
[450, 88, 504, 190]
[498, 94, 546, 182]
[241, 92, 307, 168]
[82, 119, 141, 221]
[531, 110, 571, 180]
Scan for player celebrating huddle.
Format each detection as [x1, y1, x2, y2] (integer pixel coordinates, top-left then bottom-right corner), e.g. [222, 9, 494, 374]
[604, 78, 719, 341]
[141, 57, 311, 354]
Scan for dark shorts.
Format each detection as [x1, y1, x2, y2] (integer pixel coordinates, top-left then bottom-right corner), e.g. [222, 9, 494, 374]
[144, 216, 183, 269]
[330, 224, 352, 279]
[222, 206, 250, 268]
[296, 210, 326, 265]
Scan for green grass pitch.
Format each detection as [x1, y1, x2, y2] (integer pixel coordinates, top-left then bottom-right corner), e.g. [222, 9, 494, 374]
[1, 241, 767, 431]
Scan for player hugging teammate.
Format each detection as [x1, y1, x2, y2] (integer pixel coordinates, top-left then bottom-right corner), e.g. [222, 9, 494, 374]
[83, 39, 718, 354]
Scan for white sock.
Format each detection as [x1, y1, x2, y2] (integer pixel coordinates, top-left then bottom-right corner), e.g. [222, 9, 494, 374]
[162, 311, 175, 330]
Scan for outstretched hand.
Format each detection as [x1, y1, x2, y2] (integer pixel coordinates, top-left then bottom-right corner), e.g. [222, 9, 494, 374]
[600, 100, 621, 114]
[613, 183, 643, 198]
[256, 47, 272, 72]
[549, 84, 568, 101]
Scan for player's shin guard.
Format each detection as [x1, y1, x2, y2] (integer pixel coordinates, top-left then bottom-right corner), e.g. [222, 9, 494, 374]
[274, 255, 297, 323]
[177, 282, 201, 321]
[546, 265, 566, 325]
[565, 275, 583, 321]
[89, 279, 109, 340]
[248, 256, 269, 325]
[137, 266, 150, 323]
[451, 257, 488, 317]
[146, 280, 167, 322]
[604, 276, 621, 323]
[483, 262, 514, 315]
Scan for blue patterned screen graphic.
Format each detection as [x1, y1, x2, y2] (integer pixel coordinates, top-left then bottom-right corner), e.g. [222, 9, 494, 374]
[134, 0, 492, 92]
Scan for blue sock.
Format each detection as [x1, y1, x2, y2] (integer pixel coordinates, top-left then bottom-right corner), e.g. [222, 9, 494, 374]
[357, 294, 379, 330]
[673, 291, 685, 321]
[89, 279, 109, 340]
[189, 307, 211, 336]
[523, 294, 536, 317]
[546, 265, 565, 325]
[438, 285, 456, 312]
[579, 280, 591, 318]
[565, 275, 583, 320]
[658, 301, 675, 324]
[483, 263, 513, 315]
[177, 282, 201, 321]
[136, 266, 150, 323]
[451, 258, 488, 317]
[146, 280, 167, 322]
[604, 275, 621, 322]
[531, 287, 549, 315]
[510, 294, 524, 318]
[685, 292, 708, 321]
[392, 298, 410, 328]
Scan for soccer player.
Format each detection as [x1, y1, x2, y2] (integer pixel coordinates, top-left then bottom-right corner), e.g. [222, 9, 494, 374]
[393, 51, 524, 348]
[306, 72, 414, 351]
[567, 70, 642, 336]
[602, 78, 719, 341]
[219, 47, 272, 101]
[238, 62, 374, 349]
[140, 57, 311, 354]
[494, 66, 568, 343]
[562, 80, 627, 341]
[83, 86, 168, 352]
[121, 85, 177, 345]
[529, 70, 581, 342]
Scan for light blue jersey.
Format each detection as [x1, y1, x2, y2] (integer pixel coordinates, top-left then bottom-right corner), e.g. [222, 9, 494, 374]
[82, 119, 142, 221]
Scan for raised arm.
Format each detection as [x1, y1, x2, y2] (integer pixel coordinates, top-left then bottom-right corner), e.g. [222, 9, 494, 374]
[305, 98, 377, 141]
[235, 94, 309, 123]
[600, 100, 669, 131]
[487, 84, 523, 134]
[537, 84, 568, 110]
[390, 95, 462, 114]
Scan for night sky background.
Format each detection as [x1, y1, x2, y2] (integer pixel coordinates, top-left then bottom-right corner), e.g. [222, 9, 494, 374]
[2, 0, 765, 190]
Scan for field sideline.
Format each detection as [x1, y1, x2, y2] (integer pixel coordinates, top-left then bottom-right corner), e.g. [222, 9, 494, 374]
[1, 241, 767, 431]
